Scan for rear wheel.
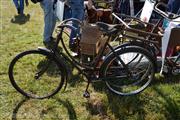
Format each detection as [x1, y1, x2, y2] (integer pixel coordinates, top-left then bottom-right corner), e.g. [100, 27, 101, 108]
[102, 46, 155, 95]
[8, 50, 65, 99]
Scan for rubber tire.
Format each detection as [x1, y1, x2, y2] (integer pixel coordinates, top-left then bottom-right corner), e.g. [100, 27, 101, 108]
[101, 46, 156, 96]
[8, 49, 65, 99]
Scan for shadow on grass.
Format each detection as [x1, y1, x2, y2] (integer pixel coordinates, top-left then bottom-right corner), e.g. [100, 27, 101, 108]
[36, 54, 84, 87]
[88, 73, 180, 119]
[12, 97, 77, 120]
[55, 98, 77, 120]
[11, 14, 30, 25]
[85, 92, 146, 119]
[87, 82, 146, 119]
[153, 86, 180, 120]
[68, 73, 84, 87]
[152, 74, 180, 85]
[37, 59, 61, 77]
[107, 94, 145, 119]
[12, 97, 30, 120]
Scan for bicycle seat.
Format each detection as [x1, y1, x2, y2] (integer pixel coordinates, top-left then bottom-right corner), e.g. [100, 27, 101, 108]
[96, 22, 123, 35]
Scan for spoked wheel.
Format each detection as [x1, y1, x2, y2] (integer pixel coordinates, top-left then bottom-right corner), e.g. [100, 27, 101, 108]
[102, 46, 156, 96]
[8, 50, 65, 99]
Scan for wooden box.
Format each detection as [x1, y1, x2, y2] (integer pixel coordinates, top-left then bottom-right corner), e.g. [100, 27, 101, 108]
[169, 27, 180, 47]
[80, 24, 103, 56]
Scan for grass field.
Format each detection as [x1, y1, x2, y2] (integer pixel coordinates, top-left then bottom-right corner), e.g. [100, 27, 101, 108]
[0, 1, 180, 120]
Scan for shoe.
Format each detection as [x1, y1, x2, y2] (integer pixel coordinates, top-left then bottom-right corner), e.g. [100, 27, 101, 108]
[69, 44, 81, 58]
[43, 40, 57, 50]
[71, 52, 79, 57]
[50, 36, 56, 41]
[69, 37, 80, 52]
[69, 43, 77, 52]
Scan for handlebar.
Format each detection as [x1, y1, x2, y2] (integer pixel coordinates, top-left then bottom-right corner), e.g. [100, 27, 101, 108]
[154, 2, 180, 20]
[57, 18, 82, 33]
[60, 18, 82, 25]
[57, 24, 78, 32]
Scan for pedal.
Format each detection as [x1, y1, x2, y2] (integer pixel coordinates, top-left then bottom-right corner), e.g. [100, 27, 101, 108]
[34, 74, 40, 80]
[83, 91, 90, 98]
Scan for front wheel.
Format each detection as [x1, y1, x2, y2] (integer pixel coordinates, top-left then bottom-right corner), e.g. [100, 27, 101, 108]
[8, 50, 65, 99]
[101, 46, 156, 96]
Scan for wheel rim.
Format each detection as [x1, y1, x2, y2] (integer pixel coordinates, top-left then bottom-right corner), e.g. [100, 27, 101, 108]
[104, 51, 154, 95]
[9, 51, 64, 99]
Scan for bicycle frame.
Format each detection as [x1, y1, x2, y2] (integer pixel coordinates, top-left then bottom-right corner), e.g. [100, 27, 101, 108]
[54, 21, 128, 82]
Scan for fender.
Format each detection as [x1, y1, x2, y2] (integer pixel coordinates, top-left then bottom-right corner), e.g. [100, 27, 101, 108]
[114, 42, 157, 71]
[113, 41, 156, 56]
[99, 44, 157, 78]
[102, 41, 150, 63]
[38, 47, 50, 52]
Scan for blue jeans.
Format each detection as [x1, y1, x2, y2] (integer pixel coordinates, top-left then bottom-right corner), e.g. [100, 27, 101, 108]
[64, 5, 72, 20]
[118, 0, 130, 15]
[40, 0, 56, 42]
[69, 8, 84, 44]
[69, 0, 84, 44]
[167, 0, 180, 14]
[13, 0, 24, 14]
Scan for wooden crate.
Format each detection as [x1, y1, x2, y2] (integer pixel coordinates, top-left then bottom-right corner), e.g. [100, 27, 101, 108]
[80, 24, 103, 56]
[169, 27, 180, 47]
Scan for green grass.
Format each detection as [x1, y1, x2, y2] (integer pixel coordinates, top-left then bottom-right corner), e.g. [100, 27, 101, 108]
[0, 1, 180, 120]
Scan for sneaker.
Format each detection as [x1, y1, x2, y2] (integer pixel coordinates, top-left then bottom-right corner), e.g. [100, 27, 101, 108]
[69, 37, 80, 52]
[43, 40, 57, 50]
[71, 52, 79, 57]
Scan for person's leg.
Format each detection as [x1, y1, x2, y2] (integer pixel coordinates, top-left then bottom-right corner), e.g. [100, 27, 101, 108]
[171, 0, 180, 14]
[63, 5, 72, 20]
[40, 0, 56, 43]
[119, 0, 130, 15]
[13, 0, 19, 8]
[13, 0, 20, 14]
[19, 0, 24, 14]
[69, 8, 84, 45]
[167, 0, 180, 14]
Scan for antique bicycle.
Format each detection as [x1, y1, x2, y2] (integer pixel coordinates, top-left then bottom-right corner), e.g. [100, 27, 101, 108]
[8, 16, 155, 99]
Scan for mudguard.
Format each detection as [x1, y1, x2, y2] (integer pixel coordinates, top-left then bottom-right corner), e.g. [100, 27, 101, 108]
[99, 43, 157, 78]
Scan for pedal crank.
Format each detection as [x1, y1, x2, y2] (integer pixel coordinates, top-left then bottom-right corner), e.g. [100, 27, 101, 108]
[83, 79, 91, 98]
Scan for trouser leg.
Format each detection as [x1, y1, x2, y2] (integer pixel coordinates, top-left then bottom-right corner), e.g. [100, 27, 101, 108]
[40, 0, 56, 42]
[19, 0, 24, 14]
[69, 8, 84, 44]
